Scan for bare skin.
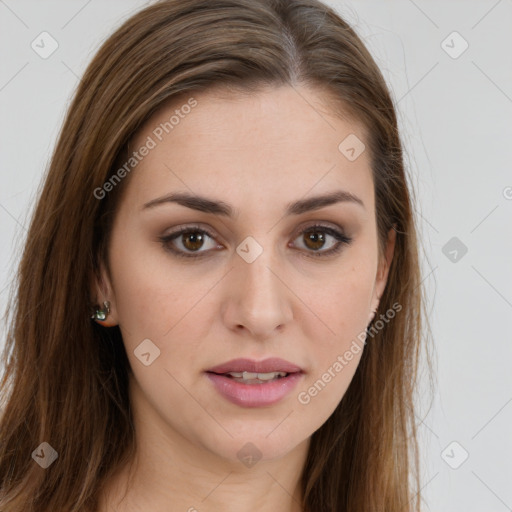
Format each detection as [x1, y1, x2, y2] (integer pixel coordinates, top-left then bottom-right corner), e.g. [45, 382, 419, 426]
[93, 85, 395, 512]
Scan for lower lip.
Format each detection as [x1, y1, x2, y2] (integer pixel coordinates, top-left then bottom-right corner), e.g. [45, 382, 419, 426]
[205, 372, 303, 407]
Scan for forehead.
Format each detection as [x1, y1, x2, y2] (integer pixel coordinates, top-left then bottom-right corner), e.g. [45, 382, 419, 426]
[124, 85, 374, 218]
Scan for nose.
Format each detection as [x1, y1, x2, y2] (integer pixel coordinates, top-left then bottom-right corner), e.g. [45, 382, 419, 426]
[221, 244, 294, 340]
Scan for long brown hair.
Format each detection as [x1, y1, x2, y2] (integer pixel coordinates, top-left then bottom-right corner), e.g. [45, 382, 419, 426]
[0, 1, 433, 510]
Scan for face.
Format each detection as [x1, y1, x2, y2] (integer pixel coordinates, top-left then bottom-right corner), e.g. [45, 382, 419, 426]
[93, 85, 395, 467]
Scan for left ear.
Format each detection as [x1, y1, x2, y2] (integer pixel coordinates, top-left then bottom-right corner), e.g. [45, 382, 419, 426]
[368, 226, 396, 323]
[90, 259, 119, 327]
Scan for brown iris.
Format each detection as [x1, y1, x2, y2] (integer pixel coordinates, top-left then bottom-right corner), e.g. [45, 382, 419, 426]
[182, 232, 205, 251]
[303, 230, 326, 250]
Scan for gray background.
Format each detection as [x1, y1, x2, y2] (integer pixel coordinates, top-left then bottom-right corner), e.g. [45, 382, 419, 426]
[1, 1, 511, 510]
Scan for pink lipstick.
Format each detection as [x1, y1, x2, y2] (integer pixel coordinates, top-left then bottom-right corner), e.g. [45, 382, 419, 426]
[205, 357, 304, 407]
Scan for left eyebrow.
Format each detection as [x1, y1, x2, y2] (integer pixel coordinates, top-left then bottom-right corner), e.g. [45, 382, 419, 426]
[141, 189, 365, 216]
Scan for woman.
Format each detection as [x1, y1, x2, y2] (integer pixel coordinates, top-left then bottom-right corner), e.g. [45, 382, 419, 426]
[0, 0, 432, 510]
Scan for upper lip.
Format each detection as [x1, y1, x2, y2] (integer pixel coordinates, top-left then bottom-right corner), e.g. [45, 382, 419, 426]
[206, 358, 303, 374]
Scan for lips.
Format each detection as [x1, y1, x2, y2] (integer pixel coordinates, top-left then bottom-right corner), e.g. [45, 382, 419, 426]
[205, 357, 304, 407]
[206, 357, 303, 375]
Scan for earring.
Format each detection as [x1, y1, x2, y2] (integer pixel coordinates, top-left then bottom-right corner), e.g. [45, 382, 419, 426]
[91, 301, 110, 321]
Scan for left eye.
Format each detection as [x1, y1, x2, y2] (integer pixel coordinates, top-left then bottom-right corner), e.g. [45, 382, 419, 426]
[293, 226, 352, 256]
[159, 224, 352, 259]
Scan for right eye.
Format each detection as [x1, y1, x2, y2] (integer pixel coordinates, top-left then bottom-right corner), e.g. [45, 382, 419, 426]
[159, 225, 221, 258]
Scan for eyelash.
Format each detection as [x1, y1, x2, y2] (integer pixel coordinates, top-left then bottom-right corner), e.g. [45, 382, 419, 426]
[158, 223, 353, 260]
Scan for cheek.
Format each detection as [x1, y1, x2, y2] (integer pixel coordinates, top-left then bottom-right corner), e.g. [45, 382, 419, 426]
[294, 263, 374, 408]
[300, 262, 375, 349]
[108, 232, 205, 349]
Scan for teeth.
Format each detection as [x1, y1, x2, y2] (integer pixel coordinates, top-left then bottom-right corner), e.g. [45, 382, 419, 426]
[226, 371, 287, 381]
